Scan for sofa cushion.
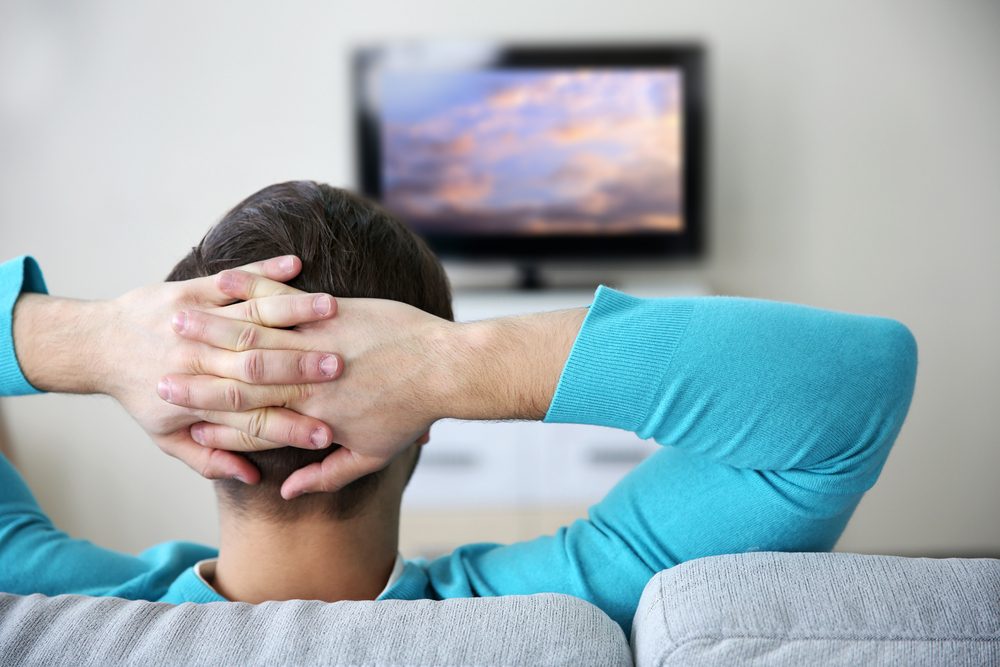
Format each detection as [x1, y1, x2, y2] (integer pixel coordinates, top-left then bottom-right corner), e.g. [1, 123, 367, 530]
[632, 551, 1000, 666]
[0, 592, 631, 666]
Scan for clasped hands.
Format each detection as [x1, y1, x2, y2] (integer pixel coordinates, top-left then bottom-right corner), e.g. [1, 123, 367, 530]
[124, 255, 451, 500]
[15, 254, 574, 499]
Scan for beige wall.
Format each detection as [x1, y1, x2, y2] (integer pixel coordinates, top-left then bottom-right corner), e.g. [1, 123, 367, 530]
[1, 0, 998, 557]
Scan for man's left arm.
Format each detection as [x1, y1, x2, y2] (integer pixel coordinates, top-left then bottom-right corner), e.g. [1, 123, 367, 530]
[0, 256, 151, 595]
[0, 254, 342, 596]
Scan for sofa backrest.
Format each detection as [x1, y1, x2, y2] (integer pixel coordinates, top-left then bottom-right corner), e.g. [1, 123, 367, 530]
[0, 591, 631, 666]
[632, 551, 1000, 666]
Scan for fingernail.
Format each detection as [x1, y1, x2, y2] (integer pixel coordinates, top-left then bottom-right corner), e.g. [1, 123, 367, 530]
[190, 424, 205, 445]
[310, 428, 328, 448]
[171, 311, 188, 333]
[319, 354, 338, 377]
[233, 475, 249, 484]
[279, 256, 296, 273]
[313, 295, 332, 316]
[157, 379, 172, 402]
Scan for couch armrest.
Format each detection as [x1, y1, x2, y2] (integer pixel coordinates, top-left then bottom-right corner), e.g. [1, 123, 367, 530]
[632, 552, 999, 667]
[0, 592, 631, 666]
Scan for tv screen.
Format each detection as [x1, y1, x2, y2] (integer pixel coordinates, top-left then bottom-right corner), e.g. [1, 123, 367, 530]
[355, 44, 704, 261]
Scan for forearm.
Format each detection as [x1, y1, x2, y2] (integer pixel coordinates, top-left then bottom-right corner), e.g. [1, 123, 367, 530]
[440, 308, 587, 422]
[12, 293, 111, 394]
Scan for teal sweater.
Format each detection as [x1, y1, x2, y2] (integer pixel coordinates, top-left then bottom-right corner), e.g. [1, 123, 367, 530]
[0, 255, 917, 633]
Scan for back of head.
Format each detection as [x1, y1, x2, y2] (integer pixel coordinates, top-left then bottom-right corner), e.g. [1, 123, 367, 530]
[167, 180, 453, 521]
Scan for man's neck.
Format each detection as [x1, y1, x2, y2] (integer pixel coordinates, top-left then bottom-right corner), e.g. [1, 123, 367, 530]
[211, 503, 400, 604]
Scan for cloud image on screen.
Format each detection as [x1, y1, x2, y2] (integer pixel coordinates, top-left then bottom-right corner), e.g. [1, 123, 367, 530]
[379, 68, 683, 235]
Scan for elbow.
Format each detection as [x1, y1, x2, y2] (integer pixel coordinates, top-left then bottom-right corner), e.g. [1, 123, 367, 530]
[819, 316, 918, 488]
[856, 317, 918, 455]
[879, 318, 918, 417]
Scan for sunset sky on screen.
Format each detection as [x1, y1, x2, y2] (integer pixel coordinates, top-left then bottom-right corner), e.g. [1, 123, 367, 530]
[380, 68, 684, 235]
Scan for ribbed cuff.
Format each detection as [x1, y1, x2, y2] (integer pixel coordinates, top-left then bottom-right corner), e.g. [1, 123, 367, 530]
[544, 285, 693, 433]
[0, 256, 49, 396]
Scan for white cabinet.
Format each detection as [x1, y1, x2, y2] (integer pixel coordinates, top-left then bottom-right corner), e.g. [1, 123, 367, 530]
[404, 420, 659, 509]
[531, 423, 659, 506]
[404, 420, 536, 508]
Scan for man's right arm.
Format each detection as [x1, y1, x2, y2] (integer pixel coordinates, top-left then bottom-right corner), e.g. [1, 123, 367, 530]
[441, 287, 915, 634]
[166, 280, 916, 501]
[167, 281, 917, 631]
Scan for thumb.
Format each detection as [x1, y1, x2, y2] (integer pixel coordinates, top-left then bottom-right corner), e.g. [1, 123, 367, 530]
[280, 447, 386, 499]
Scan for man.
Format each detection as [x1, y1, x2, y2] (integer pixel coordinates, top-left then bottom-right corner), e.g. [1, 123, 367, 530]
[0, 181, 917, 633]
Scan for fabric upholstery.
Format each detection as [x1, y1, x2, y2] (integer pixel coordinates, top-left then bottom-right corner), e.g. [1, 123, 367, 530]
[4, 551, 998, 666]
[632, 551, 1000, 666]
[0, 592, 631, 667]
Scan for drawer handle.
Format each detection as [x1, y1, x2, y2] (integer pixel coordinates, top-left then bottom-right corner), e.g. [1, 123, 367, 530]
[419, 451, 479, 468]
[587, 447, 650, 465]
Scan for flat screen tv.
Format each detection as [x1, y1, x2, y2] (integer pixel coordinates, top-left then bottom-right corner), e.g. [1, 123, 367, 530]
[354, 43, 705, 279]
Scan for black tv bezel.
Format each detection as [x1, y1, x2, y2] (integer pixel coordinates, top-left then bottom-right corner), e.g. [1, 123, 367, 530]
[354, 43, 706, 261]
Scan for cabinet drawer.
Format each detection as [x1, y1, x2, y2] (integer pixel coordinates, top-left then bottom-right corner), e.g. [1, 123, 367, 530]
[403, 420, 656, 509]
[531, 423, 658, 505]
[403, 419, 538, 508]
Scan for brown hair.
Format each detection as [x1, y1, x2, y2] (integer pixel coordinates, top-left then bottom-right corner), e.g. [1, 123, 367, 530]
[167, 181, 452, 520]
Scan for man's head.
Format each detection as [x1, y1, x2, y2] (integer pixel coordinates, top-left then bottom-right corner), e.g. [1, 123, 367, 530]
[168, 180, 452, 521]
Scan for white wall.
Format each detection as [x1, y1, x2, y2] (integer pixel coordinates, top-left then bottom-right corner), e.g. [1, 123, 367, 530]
[1, 0, 997, 556]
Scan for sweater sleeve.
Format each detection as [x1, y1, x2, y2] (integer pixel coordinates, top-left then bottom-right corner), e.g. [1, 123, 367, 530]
[0, 257, 213, 599]
[0, 451, 158, 596]
[0, 441, 216, 599]
[423, 286, 918, 634]
[545, 286, 918, 491]
[0, 255, 149, 595]
[0, 256, 48, 396]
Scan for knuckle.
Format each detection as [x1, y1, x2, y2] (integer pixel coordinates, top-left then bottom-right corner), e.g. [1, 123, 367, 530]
[237, 429, 262, 451]
[318, 456, 344, 493]
[202, 449, 228, 479]
[219, 270, 246, 296]
[177, 380, 193, 407]
[235, 325, 257, 352]
[239, 273, 258, 298]
[243, 350, 265, 383]
[284, 420, 299, 445]
[224, 384, 244, 411]
[186, 350, 206, 375]
[283, 383, 313, 407]
[316, 474, 335, 493]
[245, 298, 263, 324]
[191, 312, 211, 341]
[296, 353, 310, 380]
[199, 455, 214, 479]
[247, 410, 267, 439]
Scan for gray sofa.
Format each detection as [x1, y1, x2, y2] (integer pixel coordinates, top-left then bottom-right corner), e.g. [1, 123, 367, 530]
[1, 552, 997, 666]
